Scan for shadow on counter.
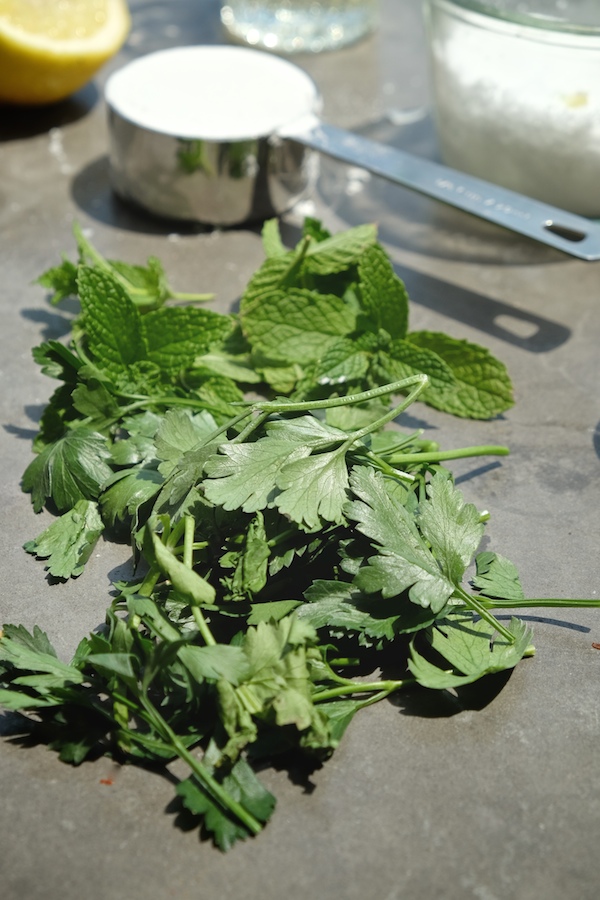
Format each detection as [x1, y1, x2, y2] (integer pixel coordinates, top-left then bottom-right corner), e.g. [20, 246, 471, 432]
[0, 83, 99, 141]
[399, 266, 571, 354]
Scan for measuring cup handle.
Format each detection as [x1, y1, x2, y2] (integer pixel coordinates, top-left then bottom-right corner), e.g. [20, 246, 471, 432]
[284, 118, 600, 261]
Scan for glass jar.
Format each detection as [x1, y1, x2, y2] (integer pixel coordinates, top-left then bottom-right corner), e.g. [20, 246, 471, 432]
[423, 0, 600, 216]
[220, 1, 379, 54]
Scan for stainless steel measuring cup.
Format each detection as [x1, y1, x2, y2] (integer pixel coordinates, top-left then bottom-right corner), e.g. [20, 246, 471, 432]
[105, 45, 600, 260]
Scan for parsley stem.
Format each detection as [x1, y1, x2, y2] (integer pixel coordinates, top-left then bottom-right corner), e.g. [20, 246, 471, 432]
[171, 291, 214, 302]
[313, 679, 408, 702]
[455, 587, 516, 643]
[385, 445, 510, 464]
[240, 375, 430, 414]
[183, 516, 195, 569]
[140, 694, 263, 836]
[342, 375, 430, 447]
[479, 598, 600, 609]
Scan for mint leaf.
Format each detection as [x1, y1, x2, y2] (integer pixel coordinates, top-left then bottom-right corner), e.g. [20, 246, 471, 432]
[261, 218, 287, 258]
[77, 266, 146, 376]
[241, 288, 357, 365]
[22, 428, 112, 513]
[307, 332, 380, 388]
[303, 223, 377, 274]
[36, 256, 79, 304]
[357, 244, 408, 339]
[23, 499, 104, 579]
[143, 307, 234, 375]
[109, 256, 170, 309]
[407, 331, 514, 419]
[378, 339, 457, 397]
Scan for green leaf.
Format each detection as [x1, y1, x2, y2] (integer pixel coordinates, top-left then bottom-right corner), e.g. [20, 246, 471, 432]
[300, 579, 437, 639]
[177, 644, 249, 685]
[307, 332, 380, 388]
[407, 331, 514, 419]
[265, 414, 348, 448]
[357, 244, 409, 339]
[36, 256, 79, 304]
[204, 439, 310, 514]
[150, 532, 216, 606]
[303, 223, 378, 274]
[418, 472, 484, 585]
[127, 595, 182, 643]
[317, 700, 362, 744]
[143, 307, 234, 374]
[247, 600, 303, 624]
[86, 652, 138, 685]
[379, 339, 457, 396]
[275, 449, 350, 530]
[196, 349, 262, 384]
[101, 467, 163, 528]
[155, 409, 218, 476]
[177, 757, 275, 851]
[71, 380, 121, 425]
[23, 499, 104, 579]
[217, 616, 331, 759]
[473, 552, 525, 601]
[347, 467, 455, 613]
[261, 218, 287, 258]
[241, 288, 357, 365]
[0, 625, 85, 687]
[22, 428, 113, 513]
[77, 266, 147, 375]
[32, 340, 82, 381]
[226, 512, 270, 598]
[408, 614, 532, 689]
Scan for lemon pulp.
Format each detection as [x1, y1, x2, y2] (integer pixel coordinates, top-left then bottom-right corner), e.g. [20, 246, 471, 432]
[0, 0, 131, 105]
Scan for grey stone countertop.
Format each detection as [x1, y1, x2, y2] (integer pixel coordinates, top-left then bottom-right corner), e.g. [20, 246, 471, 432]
[1, 1, 599, 898]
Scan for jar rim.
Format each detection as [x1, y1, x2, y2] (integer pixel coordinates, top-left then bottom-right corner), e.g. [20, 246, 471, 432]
[429, 0, 600, 35]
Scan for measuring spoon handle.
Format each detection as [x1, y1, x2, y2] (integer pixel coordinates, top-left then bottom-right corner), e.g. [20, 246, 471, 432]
[283, 117, 600, 261]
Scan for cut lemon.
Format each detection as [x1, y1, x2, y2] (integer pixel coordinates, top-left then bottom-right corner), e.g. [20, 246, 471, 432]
[0, 0, 130, 105]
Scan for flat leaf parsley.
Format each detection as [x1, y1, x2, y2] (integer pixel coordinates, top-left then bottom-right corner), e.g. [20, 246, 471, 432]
[2, 219, 597, 851]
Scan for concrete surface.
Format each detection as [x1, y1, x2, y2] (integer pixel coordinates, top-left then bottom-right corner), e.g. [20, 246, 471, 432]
[1, 1, 599, 898]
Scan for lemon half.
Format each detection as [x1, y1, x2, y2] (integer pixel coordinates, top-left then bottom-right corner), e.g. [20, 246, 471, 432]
[0, 0, 130, 105]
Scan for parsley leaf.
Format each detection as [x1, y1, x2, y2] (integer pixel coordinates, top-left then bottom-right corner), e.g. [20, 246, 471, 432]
[22, 428, 112, 513]
[347, 467, 455, 613]
[409, 614, 532, 689]
[23, 499, 104, 579]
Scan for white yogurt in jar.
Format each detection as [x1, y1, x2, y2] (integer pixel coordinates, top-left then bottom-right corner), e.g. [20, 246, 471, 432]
[426, 1, 600, 216]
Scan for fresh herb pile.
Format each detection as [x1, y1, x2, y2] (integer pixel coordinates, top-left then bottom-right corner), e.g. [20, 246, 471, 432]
[1, 219, 595, 851]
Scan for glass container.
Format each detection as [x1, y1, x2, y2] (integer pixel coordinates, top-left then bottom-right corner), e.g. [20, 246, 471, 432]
[220, 1, 378, 54]
[423, 0, 600, 216]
